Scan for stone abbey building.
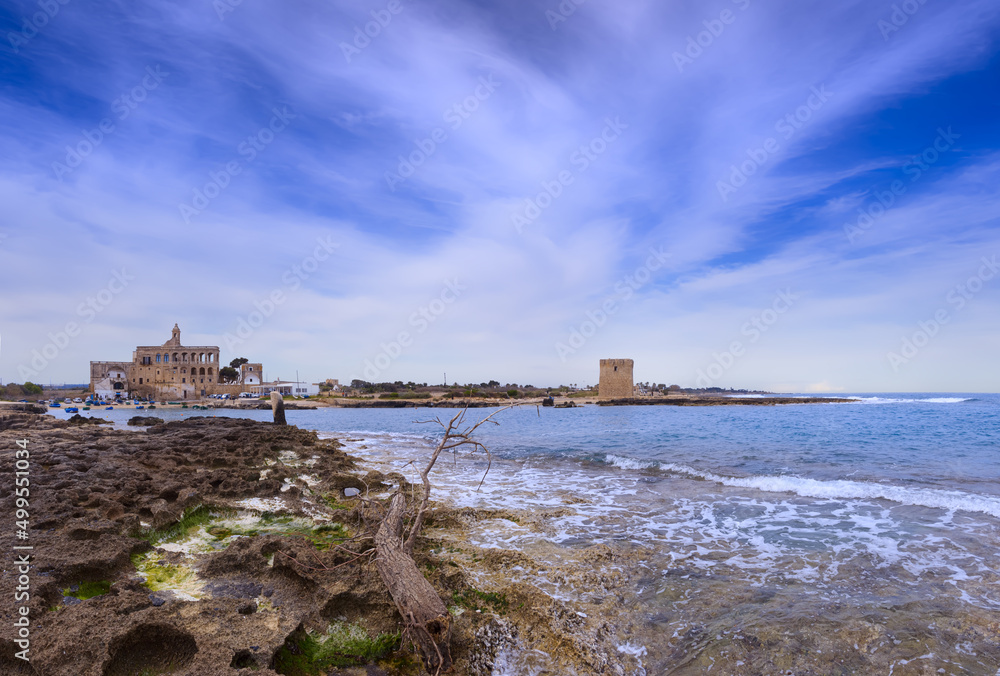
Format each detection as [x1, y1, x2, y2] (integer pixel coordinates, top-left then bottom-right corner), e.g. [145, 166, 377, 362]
[90, 324, 260, 400]
[598, 358, 634, 400]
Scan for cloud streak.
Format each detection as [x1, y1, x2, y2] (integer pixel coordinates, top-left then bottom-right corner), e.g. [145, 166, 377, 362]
[0, 0, 998, 391]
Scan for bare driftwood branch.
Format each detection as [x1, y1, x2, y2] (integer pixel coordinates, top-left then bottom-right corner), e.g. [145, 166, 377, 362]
[375, 403, 520, 673]
[405, 404, 517, 555]
[376, 491, 452, 673]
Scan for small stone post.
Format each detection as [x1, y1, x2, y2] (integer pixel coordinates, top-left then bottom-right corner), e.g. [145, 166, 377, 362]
[270, 391, 286, 426]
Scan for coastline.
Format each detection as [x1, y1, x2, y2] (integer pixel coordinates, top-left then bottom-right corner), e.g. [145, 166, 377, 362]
[0, 411, 632, 675]
[4, 399, 998, 674]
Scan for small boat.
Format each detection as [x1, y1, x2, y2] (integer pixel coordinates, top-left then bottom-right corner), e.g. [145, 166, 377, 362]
[105, 406, 114, 410]
[135, 405, 144, 410]
[65, 407, 79, 413]
[147, 405, 156, 409]
[49, 402, 61, 407]
[82, 406, 90, 411]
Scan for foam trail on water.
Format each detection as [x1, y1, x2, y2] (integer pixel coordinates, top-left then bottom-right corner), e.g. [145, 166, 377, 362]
[848, 396, 974, 404]
[658, 462, 1000, 518]
[606, 454, 659, 471]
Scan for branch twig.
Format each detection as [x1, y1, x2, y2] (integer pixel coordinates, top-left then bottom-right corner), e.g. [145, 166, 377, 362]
[403, 403, 520, 555]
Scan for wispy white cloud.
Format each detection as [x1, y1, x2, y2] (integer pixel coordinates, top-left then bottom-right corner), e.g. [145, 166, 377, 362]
[0, 0, 998, 390]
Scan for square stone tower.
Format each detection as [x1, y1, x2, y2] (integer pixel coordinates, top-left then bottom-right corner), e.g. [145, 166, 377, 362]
[598, 359, 634, 400]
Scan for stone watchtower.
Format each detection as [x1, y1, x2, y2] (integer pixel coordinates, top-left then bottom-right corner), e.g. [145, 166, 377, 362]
[598, 359, 634, 400]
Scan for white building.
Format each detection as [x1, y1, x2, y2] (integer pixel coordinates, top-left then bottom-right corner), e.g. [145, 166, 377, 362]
[92, 365, 129, 399]
[240, 362, 263, 386]
[250, 380, 320, 397]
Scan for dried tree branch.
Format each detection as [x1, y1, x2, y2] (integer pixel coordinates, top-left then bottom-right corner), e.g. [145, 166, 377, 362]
[404, 404, 518, 555]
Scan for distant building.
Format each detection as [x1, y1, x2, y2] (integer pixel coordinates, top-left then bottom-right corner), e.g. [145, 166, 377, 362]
[250, 380, 320, 397]
[90, 362, 130, 399]
[89, 324, 264, 400]
[598, 358, 634, 400]
[240, 362, 263, 386]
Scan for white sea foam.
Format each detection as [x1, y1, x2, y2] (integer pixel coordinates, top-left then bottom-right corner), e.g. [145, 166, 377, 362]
[335, 431, 1000, 611]
[658, 463, 1000, 518]
[847, 396, 973, 404]
[606, 454, 659, 471]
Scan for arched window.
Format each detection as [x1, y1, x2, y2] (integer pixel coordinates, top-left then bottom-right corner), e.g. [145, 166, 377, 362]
[173, 353, 178, 362]
[164, 354, 169, 363]
[208, 367, 213, 375]
[156, 354, 161, 363]
[200, 367, 205, 375]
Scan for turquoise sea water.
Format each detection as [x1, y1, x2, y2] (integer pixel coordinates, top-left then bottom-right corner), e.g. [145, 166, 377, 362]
[55, 394, 1000, 673]
[80, 392, 999, 504]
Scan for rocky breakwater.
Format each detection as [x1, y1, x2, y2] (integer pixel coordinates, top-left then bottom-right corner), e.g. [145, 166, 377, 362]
[598, 395, 855, 406]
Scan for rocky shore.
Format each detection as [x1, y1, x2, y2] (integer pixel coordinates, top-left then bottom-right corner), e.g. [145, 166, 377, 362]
[597, 395, 856, 406]
[0, 412, 636, 675]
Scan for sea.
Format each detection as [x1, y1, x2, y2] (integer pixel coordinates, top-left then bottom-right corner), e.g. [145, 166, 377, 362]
[52, 393, 1000, 674]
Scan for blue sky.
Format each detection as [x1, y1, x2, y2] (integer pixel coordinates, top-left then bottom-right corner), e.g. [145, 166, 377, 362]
[0, 0, 998, 392]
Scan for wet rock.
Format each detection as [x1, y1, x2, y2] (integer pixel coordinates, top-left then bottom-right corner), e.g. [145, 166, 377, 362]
[127, 416, 164, 426]
[469, 617, 519, 676]
[205, 578, 264, 600]
[69, 414, 110, 425]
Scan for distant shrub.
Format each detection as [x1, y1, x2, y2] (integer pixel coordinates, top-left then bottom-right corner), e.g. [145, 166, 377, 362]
[506, 389, 519, 398]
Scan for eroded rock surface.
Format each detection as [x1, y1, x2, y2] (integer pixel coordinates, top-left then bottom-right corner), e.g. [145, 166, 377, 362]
[0, 414, 413, 676]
